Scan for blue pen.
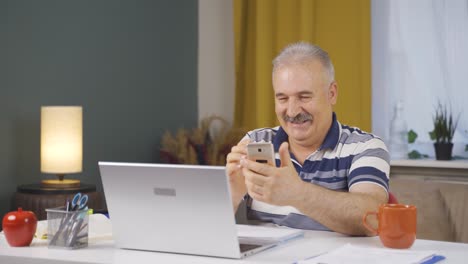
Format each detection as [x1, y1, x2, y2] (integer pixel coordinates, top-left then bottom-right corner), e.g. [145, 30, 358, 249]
[420, 255, 446, 264]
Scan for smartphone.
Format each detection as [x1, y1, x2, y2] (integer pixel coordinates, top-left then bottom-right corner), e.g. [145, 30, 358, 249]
[247, 142, 276, 166]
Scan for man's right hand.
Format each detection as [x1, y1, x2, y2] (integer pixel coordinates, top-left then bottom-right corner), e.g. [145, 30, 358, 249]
[226, 138, 250, 211]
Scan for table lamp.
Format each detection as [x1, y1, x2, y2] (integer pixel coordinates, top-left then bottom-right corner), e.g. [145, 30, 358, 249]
[41, 106, 83, 188]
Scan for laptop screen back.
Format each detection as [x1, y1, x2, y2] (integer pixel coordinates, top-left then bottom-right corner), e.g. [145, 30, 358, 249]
[99, 162, 242, 258]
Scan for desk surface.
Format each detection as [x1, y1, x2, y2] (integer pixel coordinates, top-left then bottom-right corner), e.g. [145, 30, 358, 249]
[1, 230, 468, 264]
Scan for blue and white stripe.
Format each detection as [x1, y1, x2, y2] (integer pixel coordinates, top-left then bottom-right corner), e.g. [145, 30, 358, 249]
[243, 113, 390, 230]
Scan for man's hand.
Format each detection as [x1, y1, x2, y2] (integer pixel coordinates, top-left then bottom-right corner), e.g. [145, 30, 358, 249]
[226, 139, 250, 208]
[241, 142, 304, 206]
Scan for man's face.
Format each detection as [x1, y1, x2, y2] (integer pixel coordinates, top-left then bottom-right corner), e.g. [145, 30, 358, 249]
[273, 61, 337, 148]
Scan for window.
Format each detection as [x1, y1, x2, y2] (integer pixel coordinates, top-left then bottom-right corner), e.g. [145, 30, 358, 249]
[372, 0, 468, 159]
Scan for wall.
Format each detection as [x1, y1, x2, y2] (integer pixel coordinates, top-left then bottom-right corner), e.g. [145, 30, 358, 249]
[198, 0, 235, 124]
[0, 0, 198, 218]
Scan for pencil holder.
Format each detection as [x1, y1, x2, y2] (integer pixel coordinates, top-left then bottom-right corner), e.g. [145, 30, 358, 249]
[46, 206, 89, 249]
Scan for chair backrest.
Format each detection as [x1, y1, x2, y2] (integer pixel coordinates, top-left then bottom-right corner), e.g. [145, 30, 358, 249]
[388, 192, 398, 204]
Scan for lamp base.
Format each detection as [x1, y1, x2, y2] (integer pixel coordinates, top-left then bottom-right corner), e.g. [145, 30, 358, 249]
[41, 179, 80, 189]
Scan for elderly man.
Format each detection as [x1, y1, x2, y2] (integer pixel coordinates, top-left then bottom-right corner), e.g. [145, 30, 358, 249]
[226, 42, 389, 236]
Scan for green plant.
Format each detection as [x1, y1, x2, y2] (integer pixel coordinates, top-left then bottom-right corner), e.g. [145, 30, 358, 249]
[429, 102, 460, 144]
[408, 129, 418, 143]
[408, 150, 429, 159]
[406, 130, 429, 159]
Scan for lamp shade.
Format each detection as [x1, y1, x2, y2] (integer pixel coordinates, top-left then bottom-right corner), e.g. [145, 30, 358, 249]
[41, 106, 82, 174]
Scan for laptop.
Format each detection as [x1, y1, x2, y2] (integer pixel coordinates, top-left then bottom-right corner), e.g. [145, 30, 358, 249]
[98, 162, 302, 259]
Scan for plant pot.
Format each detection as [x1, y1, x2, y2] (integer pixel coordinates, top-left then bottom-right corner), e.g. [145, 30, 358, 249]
[434, 142, 453, 160]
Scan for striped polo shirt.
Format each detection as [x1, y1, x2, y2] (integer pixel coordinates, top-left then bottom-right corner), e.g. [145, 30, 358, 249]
[243, 113, 390, 231]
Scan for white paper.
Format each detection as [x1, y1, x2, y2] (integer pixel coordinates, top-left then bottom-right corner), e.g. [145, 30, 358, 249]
[88, 213, 113, 240]
[236, 224, 304, 244]
[297, 243, 437, 264]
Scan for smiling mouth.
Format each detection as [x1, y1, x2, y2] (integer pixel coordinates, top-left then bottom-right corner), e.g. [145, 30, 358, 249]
[289, 120, 311, 125]
[288, 120, 312, 127]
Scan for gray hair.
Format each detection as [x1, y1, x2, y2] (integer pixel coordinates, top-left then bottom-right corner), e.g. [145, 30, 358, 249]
[272, 42, 335, 83]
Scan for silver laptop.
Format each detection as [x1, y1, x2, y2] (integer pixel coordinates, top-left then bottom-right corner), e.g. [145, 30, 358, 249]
[98, 162, 285, 259]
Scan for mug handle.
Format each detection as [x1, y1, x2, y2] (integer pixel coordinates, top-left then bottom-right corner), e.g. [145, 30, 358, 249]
[362, 211, 379, 235]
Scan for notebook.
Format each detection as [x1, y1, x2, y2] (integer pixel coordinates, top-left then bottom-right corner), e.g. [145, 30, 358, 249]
[98, 162, 304, 259]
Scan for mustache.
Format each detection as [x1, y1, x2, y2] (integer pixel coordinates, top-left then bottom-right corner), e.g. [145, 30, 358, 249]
[283, 113, 313, 123]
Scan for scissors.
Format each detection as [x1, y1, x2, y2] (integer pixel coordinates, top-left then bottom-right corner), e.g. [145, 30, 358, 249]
[71, 192, 88, 211]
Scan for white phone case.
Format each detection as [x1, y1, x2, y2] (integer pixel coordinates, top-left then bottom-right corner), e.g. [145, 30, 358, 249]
[247, 142, 275, 166]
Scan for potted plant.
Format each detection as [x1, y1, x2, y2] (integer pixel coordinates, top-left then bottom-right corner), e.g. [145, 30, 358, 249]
[429, 102, 460, 160]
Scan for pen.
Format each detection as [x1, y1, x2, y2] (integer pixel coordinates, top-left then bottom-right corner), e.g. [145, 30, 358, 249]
[51, 202, 73, 246]
[66, 218, 84, 247]
[420, 255, 446, 264]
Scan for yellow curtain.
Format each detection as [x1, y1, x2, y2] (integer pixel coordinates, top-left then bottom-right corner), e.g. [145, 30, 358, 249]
[233, 0, 371, 132]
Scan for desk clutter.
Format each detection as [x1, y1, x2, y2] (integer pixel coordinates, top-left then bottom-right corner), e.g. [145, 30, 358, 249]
[46, 207, 89, 249]
[2, 192, 112, 250]
[46, 192, 90, 249]
[34, 213, 112, 244]
[0, 214, 462, 263]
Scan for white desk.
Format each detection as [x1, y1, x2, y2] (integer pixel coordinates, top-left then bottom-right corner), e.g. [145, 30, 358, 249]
[2, 231, 468, 264]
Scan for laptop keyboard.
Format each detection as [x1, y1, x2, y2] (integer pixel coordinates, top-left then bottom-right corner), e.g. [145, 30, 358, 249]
[239, 243, 262, 253]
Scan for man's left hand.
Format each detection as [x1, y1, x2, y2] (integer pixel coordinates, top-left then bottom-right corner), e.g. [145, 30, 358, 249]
[241, 142, 304, 206]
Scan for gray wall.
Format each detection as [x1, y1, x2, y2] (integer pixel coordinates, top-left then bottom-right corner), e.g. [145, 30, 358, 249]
[0, 1, 198, 217]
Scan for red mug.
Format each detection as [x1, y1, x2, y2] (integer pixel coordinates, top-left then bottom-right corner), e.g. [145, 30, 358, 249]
[363, 204, 417, 249]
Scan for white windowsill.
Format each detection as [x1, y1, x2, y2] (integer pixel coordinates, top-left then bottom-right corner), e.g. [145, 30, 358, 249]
[391, 159, 468, 169]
